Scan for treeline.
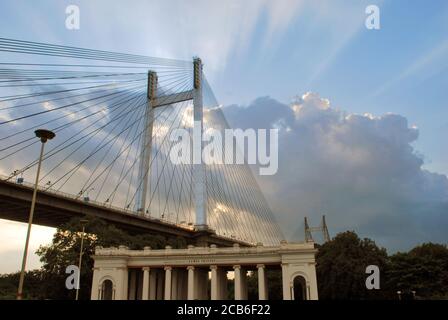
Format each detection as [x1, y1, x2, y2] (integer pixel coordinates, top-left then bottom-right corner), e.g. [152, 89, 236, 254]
[315, 231, 448, 300]
[0, 218, 447, 300]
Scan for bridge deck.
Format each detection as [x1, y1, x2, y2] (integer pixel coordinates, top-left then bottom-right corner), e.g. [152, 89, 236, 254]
[0, 179, 250, 247]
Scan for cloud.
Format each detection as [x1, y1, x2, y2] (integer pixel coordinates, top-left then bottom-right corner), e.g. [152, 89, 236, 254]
[220, 92, 448, 252]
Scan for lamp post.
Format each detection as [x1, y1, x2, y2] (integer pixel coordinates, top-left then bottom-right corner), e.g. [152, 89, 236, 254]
[75, 219, 89, 300]
[17, 129, 55, 300]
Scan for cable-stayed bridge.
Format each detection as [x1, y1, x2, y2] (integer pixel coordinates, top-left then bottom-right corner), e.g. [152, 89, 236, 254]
[0, 38, 284, 247]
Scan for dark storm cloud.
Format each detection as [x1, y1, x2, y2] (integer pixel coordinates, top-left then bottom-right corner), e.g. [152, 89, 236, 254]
[219, 92, 448, 252]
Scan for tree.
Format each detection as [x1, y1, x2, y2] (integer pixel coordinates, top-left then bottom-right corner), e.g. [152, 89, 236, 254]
[386, 243, 448, 299]
[0, 270, 45, 300]
[316, 231, 388, 300]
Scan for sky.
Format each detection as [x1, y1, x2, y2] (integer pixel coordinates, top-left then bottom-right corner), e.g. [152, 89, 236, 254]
[0, 0, 447, 273]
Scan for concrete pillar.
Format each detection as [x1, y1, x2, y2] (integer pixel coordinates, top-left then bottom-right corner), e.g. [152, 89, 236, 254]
[305, 282, 310, 300]
[164, 266, 172, 300]
[234, 265, 241, 300]
[233, 265, 247, 300]
[142, 267, 150, 300]
[281, 264, 291, 300]
[90, 268, 101, 300]
[308, 266, 319, 300]
[257, 264, 268, 300]
[135, 71, 156, 214]
[120, 267, 129, 300]
[187, 266, 195, 300]
[122, 268, 128, 300]
[210, 265, 218, 300]
[149, 269, 157, 300]
[193, 57, 207, 229]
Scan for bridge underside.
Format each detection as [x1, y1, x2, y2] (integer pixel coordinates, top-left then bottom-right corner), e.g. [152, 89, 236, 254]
[0, 180, 250, 247]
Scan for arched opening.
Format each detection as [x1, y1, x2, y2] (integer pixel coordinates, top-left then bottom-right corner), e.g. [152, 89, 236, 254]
[292, 275, 307, 301]
[101, 279, 114, 300]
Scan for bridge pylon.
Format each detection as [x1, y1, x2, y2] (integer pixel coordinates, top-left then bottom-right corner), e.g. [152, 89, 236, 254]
[192, 57, 207, 231]
[134, 58, 209, 231]
[135, 71, 157, 215]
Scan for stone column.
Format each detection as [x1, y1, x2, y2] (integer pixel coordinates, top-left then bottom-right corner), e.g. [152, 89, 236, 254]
[308, 264, 319, 300]
[210, 265, 218, 300]
[142, 267, 150, 300]
[164, 266, 172, 300]
[187, 266, 195, 300]
[257, 264, 268, 300]
[281, 263, 291, 300]
[90, 267, 101, 300]
[119, 267, 129, 300]
[233, 265, 243, 300]
[305, 282, 310, 300]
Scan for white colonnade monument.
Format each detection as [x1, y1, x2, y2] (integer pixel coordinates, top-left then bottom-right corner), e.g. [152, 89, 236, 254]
[90, 241, 318, 300]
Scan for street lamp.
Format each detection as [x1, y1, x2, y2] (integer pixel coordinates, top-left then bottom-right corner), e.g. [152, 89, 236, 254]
[17, 129, 55, 300]
[75, 219, 89, 300]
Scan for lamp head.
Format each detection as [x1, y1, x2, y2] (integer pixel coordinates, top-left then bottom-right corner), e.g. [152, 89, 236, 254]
[34, 129, 55, 143]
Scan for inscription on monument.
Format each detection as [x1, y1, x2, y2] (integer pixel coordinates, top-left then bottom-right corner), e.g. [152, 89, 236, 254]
[188, 256, 217, 264]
